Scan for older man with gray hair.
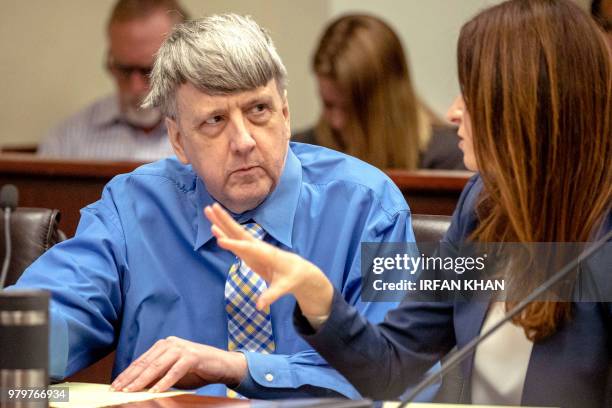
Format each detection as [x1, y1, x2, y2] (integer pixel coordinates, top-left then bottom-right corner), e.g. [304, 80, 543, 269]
[12, 14, 417, 399]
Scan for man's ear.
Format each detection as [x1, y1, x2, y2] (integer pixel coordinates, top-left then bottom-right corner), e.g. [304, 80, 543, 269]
[282, 89, 291, 138]
[166, 116, 189, 164]
[282, 89, 290, 119]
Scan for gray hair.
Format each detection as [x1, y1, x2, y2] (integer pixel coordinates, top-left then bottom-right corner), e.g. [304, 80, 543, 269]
[143, 13, 288, 117]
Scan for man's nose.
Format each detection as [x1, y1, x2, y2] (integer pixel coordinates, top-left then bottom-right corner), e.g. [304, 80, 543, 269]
[229, 116, 257, 154]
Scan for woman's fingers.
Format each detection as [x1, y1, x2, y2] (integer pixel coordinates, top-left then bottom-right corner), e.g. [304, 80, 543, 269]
[204, 203, 253, 241]
[216, 237, 258, 258]
[210, 225, 226, 240]
[205, 202, 332, 314]
[257, 283, 291, 311]
[216, 237, 274, 281]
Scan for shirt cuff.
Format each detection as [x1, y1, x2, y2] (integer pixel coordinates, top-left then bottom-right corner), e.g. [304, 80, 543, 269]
[236, 351, 293, 391]
[233, 351, 352, 399]
[234, 351, 316, 399]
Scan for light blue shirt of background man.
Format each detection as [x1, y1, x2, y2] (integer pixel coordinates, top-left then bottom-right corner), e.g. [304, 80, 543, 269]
[11, 13, 425, 400]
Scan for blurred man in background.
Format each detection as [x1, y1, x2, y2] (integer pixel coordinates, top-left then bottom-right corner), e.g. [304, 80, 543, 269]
[38, 0, 188, 160]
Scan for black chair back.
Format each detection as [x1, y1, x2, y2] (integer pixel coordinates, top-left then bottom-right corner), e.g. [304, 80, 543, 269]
[412, 214, 451, 256]
[0, 208, 65, 287]
[412, 214, 465, 403]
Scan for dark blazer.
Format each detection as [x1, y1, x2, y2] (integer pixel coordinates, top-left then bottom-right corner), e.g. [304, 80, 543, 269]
[295, 175, 611, 407]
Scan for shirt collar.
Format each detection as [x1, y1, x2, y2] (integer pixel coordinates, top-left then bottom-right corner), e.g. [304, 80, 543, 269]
[193, 147, 302, 250]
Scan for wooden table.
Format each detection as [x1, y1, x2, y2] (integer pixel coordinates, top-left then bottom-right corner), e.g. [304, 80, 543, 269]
[102, 394, 375, 408]
[105, 394, 249, 407]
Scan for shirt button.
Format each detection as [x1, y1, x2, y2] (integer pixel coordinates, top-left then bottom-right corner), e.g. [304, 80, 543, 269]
[265, 373, 274, 382]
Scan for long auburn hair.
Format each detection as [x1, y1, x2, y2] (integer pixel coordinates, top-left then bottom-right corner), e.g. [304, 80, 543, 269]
[458, 0, 612, 341]
[313, 14, 434, 169]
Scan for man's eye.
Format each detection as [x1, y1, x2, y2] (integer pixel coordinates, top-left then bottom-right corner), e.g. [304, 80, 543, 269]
[205, 115, 223, 125]
[251, 104, 267, 114]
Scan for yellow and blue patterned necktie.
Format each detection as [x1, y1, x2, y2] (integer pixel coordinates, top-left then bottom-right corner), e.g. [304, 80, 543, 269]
[224, 222, 275, 397]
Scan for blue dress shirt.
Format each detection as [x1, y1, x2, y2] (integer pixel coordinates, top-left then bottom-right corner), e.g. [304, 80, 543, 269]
[12, 142, 413, 399]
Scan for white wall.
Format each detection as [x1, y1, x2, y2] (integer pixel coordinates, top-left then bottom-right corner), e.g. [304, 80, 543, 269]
[0, 0, 328, 146]
[330, 0, 502, 117]
[0, 0, 592, 146]
[0, 1, 116, 146]
[329, 0, 591, 117]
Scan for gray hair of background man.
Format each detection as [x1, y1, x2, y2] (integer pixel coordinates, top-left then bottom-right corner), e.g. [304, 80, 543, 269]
[143, 13, 288, 118]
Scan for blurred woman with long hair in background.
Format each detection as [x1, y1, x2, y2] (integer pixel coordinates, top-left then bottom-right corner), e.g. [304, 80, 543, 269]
[294, 14, 464, 170]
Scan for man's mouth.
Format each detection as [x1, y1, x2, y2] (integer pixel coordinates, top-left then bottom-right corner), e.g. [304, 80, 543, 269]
[230, 166, 261, 176]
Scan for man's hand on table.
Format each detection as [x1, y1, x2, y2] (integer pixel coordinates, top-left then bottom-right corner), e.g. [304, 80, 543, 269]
[110, 336, 247, 393]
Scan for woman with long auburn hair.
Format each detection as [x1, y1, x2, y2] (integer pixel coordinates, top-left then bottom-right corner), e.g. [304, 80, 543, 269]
[207, 0, 611, 406]
[294, 14, 464, 170]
